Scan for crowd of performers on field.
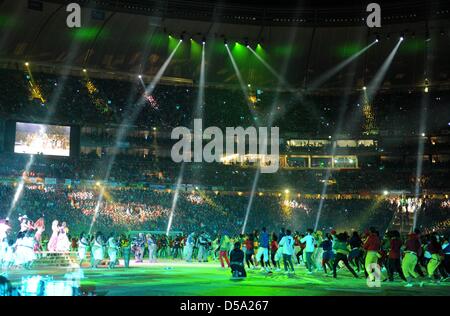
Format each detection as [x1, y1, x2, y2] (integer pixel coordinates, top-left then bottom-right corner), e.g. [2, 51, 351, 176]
[1, 215, 450, 287]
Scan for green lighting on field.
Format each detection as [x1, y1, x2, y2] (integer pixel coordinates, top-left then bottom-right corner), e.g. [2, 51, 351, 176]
[272, 44, 298, 57]
[336, 43, 365, 58]
[398, 38, 426, 54]
[72, 27, 103, 41]
[0, 15, 16, 28]
[144, 32, 166, 49]
[169, 36, 185, 58]
[190, 39, 201, 61]
[232, 42, 249, 64]
[255, 43, 267, 59]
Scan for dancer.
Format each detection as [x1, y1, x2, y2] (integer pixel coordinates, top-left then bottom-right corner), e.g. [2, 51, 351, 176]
[78, 233, 89, 267]
[278, 229, 295, 274]
[230, 242, 246, 279]
[120, 234, 131, 268]
[33, 218, 45, 252]
[56, 222, 71, 252]
[184, 232, 196, 262]
[320, 233, 334, 274]
[18, 215, 32, 234]
[348, 231, 364, 273]
[426, 235, 443, 283]
[443, 236, 450, 275]
[91, 232, 105, 268]
[218, 232, 231, 268]
[197, 232, 210, 263]
[255, 227, 270, 272]
[132, 233, 145, 263]
[313, 231, 324, 271]
[402, 230, 424, 287]
[244, 233, 255, 269]
[147, 234, 157, 263]
[47, 220, 59, 252]
[107, 235, 119, 269]
[386, 230, 407, 282]
[363, 227, 381, 282]
[0, 218, 11, 265]
[270, 233, 280, 271]
[332, 232, 359, 279]
[14, 230, 36, 269]
[301, 229, 316, 273]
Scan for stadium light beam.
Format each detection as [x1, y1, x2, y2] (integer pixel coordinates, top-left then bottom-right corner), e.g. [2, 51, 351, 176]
[247, 46, 293, 90]
[225, 44, 251, 104]
[412, 42, 432, 231]
[166, 164, 185, 235]
[91, 40, 182, 231]
[365, 38, 403, 102]
[308, 40, 377, 91]
[241, 27, 299, 234]
[7, 155, 35, 217]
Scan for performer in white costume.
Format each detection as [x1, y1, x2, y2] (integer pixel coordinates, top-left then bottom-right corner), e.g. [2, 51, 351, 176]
[56, 222, 71, 252]
[78, 233, 89, 266]
[0, 218, 11, 265]
[47, 220, 59, 252]
[91, 233, 105, 268]
[14, 231, 36, 269]
[107, 235, 119, 269]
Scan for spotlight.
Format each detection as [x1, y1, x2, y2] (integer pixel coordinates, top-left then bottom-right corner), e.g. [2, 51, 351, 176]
[363, 86, 367, 90]
[24, 62, 29, 67]
[202, 36, 206, 45]
[138, 75, 142, 79]
[284, 189, 290, 194]
[400, 36, 404, 41]
[383, 190, 389, 196]
[83, 68, 87, 73]
[224, 38, 228, 46]
[375, 34, 380, 42]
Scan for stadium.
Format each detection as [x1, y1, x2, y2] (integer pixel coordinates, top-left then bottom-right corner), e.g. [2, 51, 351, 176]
[0, 0, 449, 298]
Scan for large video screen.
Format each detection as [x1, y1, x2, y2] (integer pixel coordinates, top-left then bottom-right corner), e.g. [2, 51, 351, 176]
[14, 122, 70, 156]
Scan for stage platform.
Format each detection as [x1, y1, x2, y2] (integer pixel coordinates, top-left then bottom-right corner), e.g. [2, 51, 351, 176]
[3, 260, 450, 296]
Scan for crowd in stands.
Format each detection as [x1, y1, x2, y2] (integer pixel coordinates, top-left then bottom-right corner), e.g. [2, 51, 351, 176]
[1, 183, 449, 239]
[1, 69, 449, 136]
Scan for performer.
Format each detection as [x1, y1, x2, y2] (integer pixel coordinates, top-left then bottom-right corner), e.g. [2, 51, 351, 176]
[47, 220, 59, 252]
[218, 232, 231, 268]
[2, 239, 15, 270]
[18, 215, 32, 234]
[184, 232, 196, 262]
[197, 232, 210, 263]
[33, 218, 45, 252]
[363, 227, 381, 282]
[14, 230, 36, 269]
[255, 227, 270, 272]
[332, 233, 359, 279]
[402, 230, 424, 287]
[132, 233, 145, 263]
[230, 242, 246, 279]
[0, 218, 11, 265]
[56, 222, 71, 252]
[120, 234, 131, 268]
[278, 230, 295, 274]
[107, 235, 119, 269]
[147, 234, 157, 263]
[78, 233, 89, 267]
[91, 232, 105, 268]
